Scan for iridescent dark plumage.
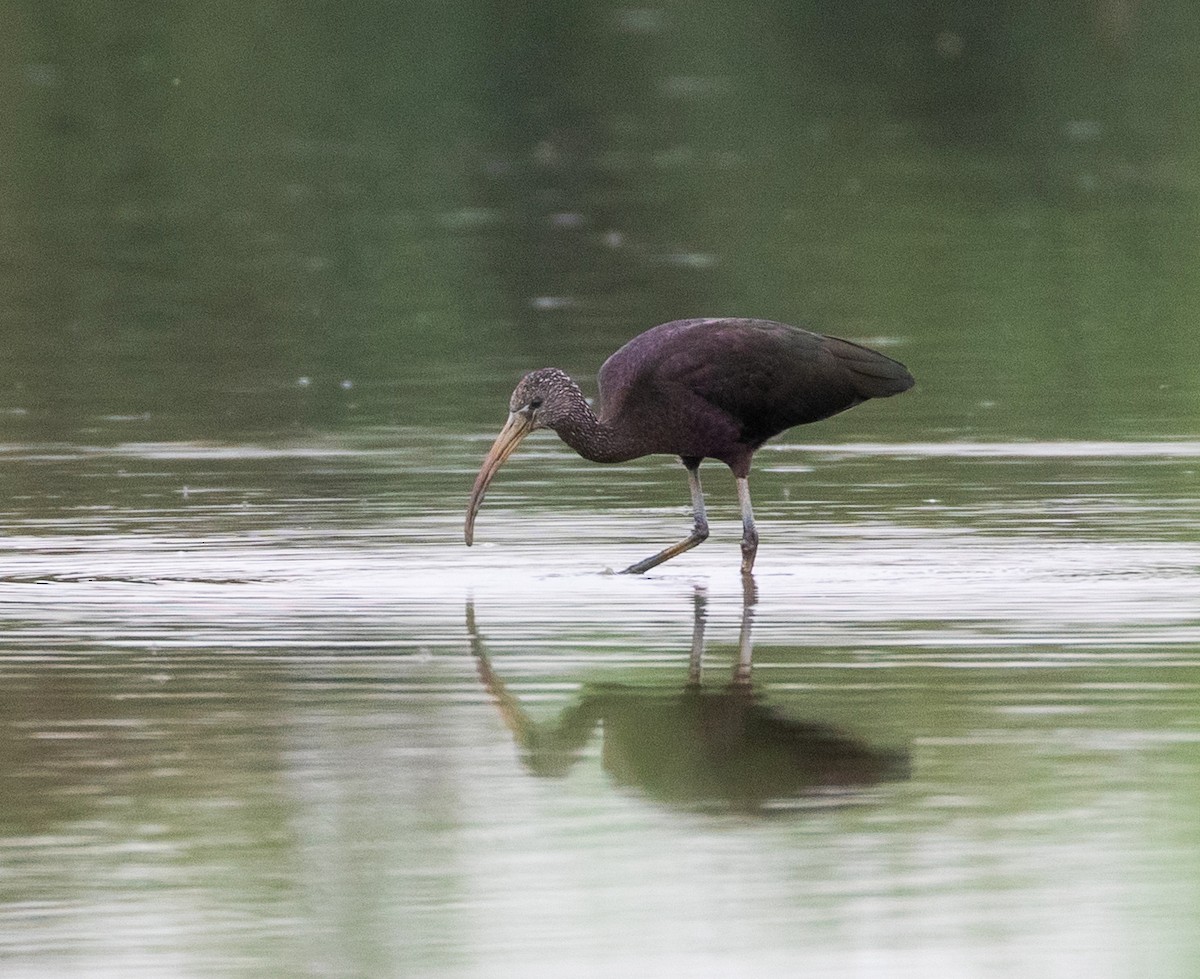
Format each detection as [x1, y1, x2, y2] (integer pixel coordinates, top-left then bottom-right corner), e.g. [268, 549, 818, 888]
[466, 317, 914, 574]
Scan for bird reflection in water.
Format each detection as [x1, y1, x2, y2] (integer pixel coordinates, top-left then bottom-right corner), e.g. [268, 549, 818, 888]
[467, 578, 909, 814]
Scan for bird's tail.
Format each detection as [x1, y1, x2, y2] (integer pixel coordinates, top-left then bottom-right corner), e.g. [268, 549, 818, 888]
[827, 336, 915, 399]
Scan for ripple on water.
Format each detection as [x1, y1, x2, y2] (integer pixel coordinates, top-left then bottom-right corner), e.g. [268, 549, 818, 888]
[0, 438, 1197, 656]
[2, 437, 1199, 978]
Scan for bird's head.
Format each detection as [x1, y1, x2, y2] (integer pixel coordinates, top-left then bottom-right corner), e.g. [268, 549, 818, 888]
[465, 368, 582, 546]
[507, 367, 582, 430]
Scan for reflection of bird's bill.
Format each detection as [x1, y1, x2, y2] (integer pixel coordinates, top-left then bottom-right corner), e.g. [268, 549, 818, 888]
[465, 411, 534, 545]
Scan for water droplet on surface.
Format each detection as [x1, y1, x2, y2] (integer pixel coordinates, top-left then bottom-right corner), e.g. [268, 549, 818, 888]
[612, 8, 664, 33]
[665, 253, 717, 269]
[439, 208, 501, 231]
[530, 296, 575, 311]
[25, 63, 59, 87]
[659, 75, 729, 99]
[935, 31, 964, 59]
[1064, 119, 1102, 143]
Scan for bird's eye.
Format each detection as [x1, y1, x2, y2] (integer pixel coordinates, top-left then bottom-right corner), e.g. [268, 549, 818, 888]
[529, 398, 543, 410]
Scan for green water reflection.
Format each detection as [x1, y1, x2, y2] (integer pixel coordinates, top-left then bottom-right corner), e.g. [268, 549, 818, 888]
[2, 1, 1199, 441]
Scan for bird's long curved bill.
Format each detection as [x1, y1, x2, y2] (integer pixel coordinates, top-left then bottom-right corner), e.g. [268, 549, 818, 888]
[465, 412, 533, 546]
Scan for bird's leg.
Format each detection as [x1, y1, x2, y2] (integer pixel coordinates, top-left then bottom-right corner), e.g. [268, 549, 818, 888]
[620, 460, 708, 574]
[737, 476, 759, 575]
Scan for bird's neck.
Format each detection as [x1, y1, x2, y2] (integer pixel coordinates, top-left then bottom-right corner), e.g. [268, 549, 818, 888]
[553, 394, 639, 463]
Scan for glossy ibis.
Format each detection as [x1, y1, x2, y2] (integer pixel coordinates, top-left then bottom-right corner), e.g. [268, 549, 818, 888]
[465, 317, 914, 574]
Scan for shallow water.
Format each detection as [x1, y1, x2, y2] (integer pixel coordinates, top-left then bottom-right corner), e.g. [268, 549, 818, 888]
[2, 434, 1197, 977]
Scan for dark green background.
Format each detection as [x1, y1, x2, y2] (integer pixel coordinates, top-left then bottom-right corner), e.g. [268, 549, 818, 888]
[3, 0, 1196, 442]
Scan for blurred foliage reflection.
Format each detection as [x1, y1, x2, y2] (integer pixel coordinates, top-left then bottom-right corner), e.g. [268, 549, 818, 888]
[0, 0, 1196, 441]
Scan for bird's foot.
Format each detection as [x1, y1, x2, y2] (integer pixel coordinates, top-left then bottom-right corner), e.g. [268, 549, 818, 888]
[739, 549, 757, 576]
[739, 529, 758, 575]
[621, 527, 709, 575]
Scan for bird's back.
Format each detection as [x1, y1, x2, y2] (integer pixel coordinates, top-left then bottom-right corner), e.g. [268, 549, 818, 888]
[597, 318, 913, 462]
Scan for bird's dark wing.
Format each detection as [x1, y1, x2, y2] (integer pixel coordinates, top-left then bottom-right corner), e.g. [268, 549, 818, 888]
[601, 318, 912, 449]
[596, 319, 705, 422]
[818, 334, 916, 399]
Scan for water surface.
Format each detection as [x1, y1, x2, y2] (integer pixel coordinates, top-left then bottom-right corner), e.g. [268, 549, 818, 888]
[2, 434, 1197, 977]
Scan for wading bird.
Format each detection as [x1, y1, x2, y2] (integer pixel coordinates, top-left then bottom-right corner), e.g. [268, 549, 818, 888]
[465, 317, 913, 574]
